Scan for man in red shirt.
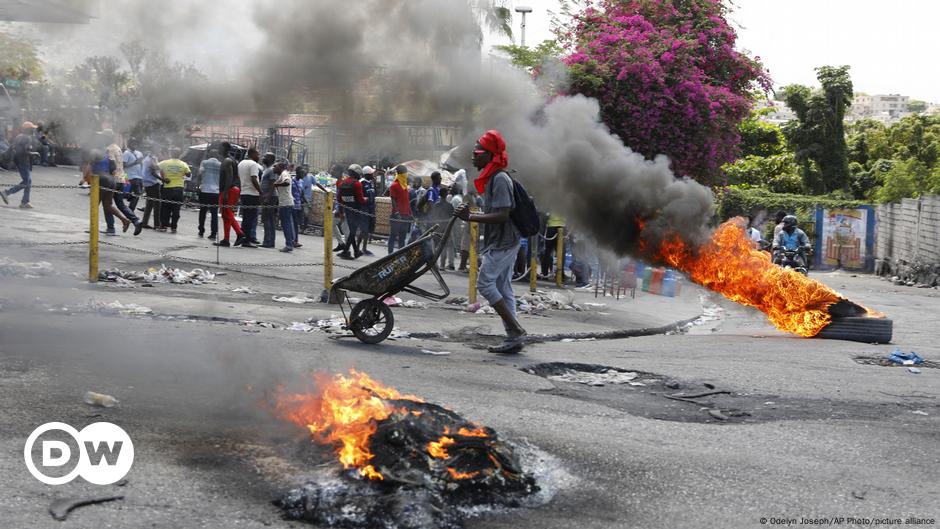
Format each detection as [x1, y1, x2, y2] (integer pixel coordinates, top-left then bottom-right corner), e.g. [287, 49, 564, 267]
[387, 165, 413, 254]
[337, 164, 367, 260]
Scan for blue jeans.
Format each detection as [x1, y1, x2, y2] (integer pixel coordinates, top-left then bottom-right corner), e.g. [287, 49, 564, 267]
[388, 214, 412, 254]
[6, 164, 31, 204]
[278, 207, 295, 249]
[262, 205, 278, 246]
[292, 209, 304, 243]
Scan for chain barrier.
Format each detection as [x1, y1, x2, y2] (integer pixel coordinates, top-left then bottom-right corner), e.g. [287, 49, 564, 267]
[97, 240, 361, 270]
[1, 239, 89, 248]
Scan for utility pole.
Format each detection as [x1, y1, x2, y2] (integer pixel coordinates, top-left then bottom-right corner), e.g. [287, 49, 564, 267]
[515, 5, 532, 47]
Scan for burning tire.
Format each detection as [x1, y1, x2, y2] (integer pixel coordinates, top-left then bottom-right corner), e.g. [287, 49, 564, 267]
[349, 299, 394, 344]
[816, 316, 893, 344]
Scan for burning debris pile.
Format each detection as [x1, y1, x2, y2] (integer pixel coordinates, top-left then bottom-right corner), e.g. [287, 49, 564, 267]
[273, 370, 537, 529]
[649, 219, 888, 339]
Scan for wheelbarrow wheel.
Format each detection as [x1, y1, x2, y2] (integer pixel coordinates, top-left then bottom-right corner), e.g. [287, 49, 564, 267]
[349, 299, 395, 344]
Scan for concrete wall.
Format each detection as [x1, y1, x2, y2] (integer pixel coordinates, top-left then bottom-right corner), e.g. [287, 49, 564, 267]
[875, 195, 940, 285]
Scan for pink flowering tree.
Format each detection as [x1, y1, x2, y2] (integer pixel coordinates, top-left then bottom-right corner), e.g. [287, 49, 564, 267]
[559, 0, 771, 184]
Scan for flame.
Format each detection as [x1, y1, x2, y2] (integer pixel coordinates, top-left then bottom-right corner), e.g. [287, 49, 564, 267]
[427, 436, 455, 459]
[650, 219, 857, 337]
[447, 468, 480, 480]
[274, 369, 422, 480]
[457, 426, 489, 437]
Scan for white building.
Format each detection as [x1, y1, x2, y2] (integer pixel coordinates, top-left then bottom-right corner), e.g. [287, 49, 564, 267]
[851, 94, 910, 121]
[756, 98, 796, 125]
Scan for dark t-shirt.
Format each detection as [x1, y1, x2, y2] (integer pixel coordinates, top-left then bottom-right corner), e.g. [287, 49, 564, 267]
[219, 157, 238, 194]
[482, 171, 520, 253]
[13, 133, 35, 167]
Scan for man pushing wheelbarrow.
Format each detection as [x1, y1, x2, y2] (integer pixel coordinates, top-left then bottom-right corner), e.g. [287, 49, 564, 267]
[331, 130, 535, 354]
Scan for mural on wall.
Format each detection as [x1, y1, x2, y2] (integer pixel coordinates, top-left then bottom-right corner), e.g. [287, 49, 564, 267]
[815, 206, 876, 271]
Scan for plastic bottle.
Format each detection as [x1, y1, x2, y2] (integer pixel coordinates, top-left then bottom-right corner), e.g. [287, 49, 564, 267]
[83, 391, 119, 408]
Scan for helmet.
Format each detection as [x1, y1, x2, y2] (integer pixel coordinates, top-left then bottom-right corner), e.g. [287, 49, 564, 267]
[346, 164, 363, 178]
[783, 215, 798, 228]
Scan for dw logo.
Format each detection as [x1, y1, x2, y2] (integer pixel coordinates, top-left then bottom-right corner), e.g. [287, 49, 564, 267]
[23, 422, 134, 485]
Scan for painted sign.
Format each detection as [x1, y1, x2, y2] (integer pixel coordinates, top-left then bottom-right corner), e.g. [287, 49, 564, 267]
[814, 206, 876, 272]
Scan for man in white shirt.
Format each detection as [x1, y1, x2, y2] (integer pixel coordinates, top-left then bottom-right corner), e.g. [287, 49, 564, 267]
[122, 138, 145, 213]
[272, 161, 296, 253]
[237, 147, 263, 244]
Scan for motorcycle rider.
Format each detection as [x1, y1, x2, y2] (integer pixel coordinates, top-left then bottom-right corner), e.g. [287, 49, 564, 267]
[772, 215, 811, 267]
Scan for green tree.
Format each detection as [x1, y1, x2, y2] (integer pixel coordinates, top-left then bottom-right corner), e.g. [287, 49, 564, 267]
[781, 65, 854, 194]
[0, 30, 43, 83]
[874, 158, 926, 203]
[908, 99, 928, 114]
[494, 40, 563, 75]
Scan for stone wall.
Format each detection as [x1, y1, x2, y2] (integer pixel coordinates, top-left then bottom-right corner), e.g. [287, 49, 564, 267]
[875, 195, 940, 286]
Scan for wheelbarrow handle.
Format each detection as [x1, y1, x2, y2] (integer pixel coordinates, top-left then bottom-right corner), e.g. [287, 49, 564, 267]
[430, 215, 460, 264]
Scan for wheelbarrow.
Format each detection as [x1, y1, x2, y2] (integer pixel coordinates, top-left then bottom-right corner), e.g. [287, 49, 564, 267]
[331, 216, 458, 344]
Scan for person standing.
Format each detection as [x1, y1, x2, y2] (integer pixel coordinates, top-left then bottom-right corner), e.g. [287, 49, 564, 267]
[300, 165, 316, 232]
[272, 161, 296, 253]
[291, 167, 304, 248]
[328, 163, 348, 253]
[102, 130, 140, 234]
[215, 142, 249, 247]
[454, 130, 526, 354]
[237, 148, 263, 244]
[359, 166, 377, 256]
[259, 153, 279, 248]
[1, 121, 39, 209]
[140, 148, 165, 230]
[387, 165, 412, 254]
[157, 147, 191, 234]
[336, 164, 367, 260]
[197, 148, 221, 239]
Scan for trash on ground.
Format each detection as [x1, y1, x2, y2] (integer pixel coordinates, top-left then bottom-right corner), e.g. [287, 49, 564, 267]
[312, 316, 347, 334]
[83, 391, 119, 408]
[560, 337, 597, 343]
[286, 322, 316, 332]
[548, 368, 639, 386]
[272, 295, 317, 304]
[466, 302, 496, 314]
[911, 410, 929, 416]
[517, 290, 583, 313]
[49, 495, 124, 521]
[99, 265, 215, 285]
[420, 349, 451, 356]
[242, 320, 281, 329]
[81, 299, 154, 315]
[389, 329, 413, 340]
[383, 296, 404, 306]
[232, 286, 257, 294]
[0, 258, 54, 277]
[908, 367, 922, 374]
[886, 348, 925, 365]
[400, 299, 428, 309]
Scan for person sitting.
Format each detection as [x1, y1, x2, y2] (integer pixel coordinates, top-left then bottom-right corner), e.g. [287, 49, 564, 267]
[772, 215, 811, 266]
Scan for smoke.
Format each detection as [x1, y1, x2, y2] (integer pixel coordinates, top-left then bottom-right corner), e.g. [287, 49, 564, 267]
[19, 0, 715, 250]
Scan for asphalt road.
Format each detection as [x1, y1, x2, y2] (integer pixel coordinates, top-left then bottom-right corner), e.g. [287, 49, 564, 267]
[1, 167, 938, 529]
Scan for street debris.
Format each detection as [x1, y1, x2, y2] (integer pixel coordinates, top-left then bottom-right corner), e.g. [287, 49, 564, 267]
[49, 496, 124, 521]
[885, 348, 925, 365]
[420, 349, 451, 356]
[242, 320, 281, 329]
[547, 368, 639, 387]
[232, 286, 257, 294]
[273, 295, 317, 304]
[908, 367, 922, 374]
[286, 322, 316, 333]
[312, 316, 347, 334]
[81, 299, 154, 315]
[911, 410, 929, 416]
[83, 391, 119, 408]
[98, 265, 216, 285]
[0, 257, 54, 278]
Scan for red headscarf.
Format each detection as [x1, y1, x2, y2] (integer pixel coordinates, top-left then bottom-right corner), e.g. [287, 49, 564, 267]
[474, 130, 509, 194]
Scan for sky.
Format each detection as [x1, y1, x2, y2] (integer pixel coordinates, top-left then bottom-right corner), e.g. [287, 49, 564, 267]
[486, 0, 940, 103]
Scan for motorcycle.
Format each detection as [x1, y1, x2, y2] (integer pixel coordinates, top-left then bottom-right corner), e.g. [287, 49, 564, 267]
[774, 247, 811, 276]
